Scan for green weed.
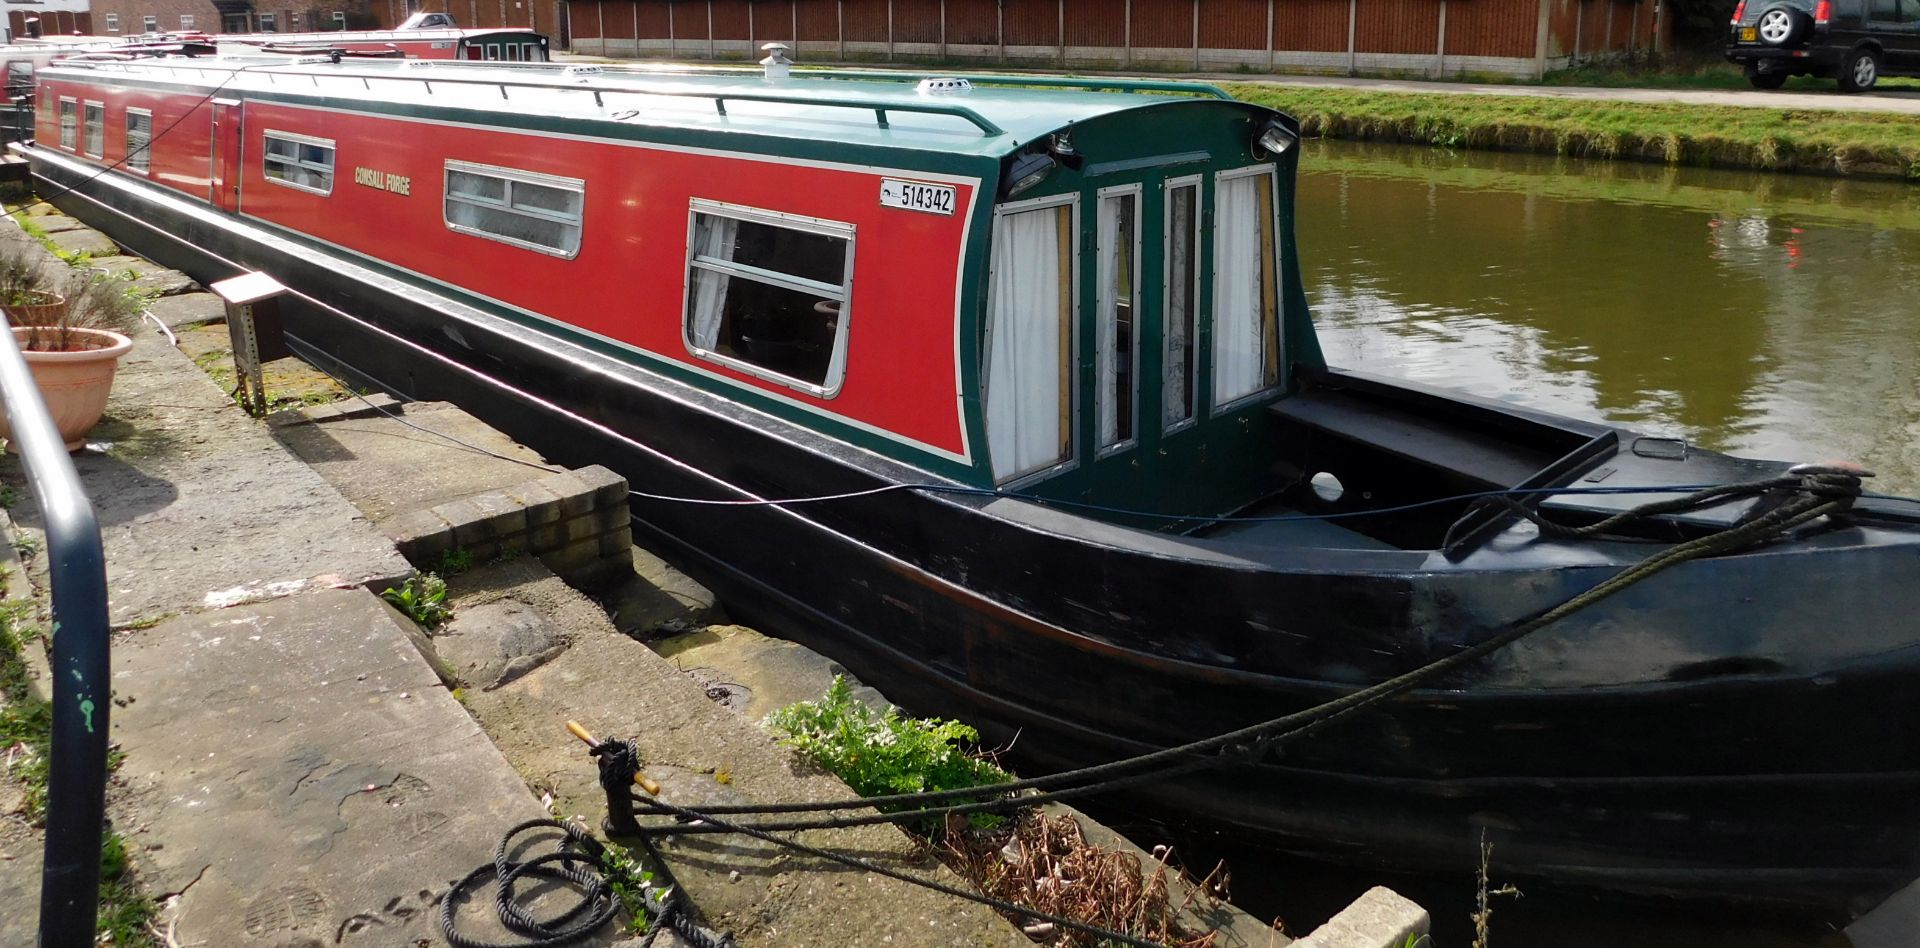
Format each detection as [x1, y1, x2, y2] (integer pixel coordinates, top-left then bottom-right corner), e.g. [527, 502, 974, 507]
[766, 676, 1010, 827]
[0, 484, 19, 509]
[381, 573, 451, 627]
[428, 547, 476, 577]
[11, 533, 39, 558]
[597, 838, 660, 934]
[96, 832, 158, 946]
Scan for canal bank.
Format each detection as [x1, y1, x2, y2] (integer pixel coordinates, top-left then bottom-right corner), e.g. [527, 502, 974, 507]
[0, 204, 1431, 946]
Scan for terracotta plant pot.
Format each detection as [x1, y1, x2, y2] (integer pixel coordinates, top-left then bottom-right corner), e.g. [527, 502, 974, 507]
[2, 292, 68, 327]
[0, 326, 133, 450]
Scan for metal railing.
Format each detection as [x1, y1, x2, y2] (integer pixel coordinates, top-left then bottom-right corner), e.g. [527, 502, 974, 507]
[0, 326, 111, 947]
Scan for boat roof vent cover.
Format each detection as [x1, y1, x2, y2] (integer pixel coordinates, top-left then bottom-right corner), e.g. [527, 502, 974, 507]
[562, 65, 603, 77]
[916, 77, 972, 95]
[761, 42, 792, 81]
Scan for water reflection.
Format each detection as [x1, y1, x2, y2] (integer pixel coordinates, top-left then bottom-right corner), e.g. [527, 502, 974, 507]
[1299, 141, 1920, 494]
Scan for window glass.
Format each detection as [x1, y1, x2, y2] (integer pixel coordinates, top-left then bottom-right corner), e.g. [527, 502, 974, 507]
[1163, 181, 1199, 428]
[125, 109, 152, 173]
[5, 63, 31, 98]
[263, 132, 335, 194]
[1871, 0, 1897, 18]
[258, 13, 277, 31]
[104, 13, 119, 31]
[443, 162, 583, 257]
[1096, 190, 1137, 450]
[82, 102, 102, 157]
[142, 15, 157, 31]
[180, 14, 194, 28]
[1213, 170, 1281, 406]
[684, 207, 852, 390]
[58, 98, 76, 151]
[984, 203, 1073, 482]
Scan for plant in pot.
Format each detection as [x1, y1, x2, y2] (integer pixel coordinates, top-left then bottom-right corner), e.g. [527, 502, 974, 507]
[0, 253, 140, 450]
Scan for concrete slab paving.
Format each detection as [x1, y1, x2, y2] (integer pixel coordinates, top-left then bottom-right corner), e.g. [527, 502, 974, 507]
[452, 557, 1029, 947]
[1, 304, 409, 627]
[142, 291, 225, 330]
[109, 586, 629, 947]
[41, 225, 117, 258]
[274, 400, 560, 527]
[82, 255, 199, 297]
[0, 818, 39, 947]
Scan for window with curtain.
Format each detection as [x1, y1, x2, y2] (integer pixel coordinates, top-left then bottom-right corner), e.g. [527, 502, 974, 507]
[1164, 180, 1199, 429]
[263, 132, 336, 195]
[81, 102, 102, 157]
[57, 98, 76, 151]
[125, 109, 152, 174]
[683, 202, 851, 391]
[444, 161, 583, 257]
[1213, 169, 1281, 407]
[1096, 189, 1138, 451]
[984, 202, 1074, 483]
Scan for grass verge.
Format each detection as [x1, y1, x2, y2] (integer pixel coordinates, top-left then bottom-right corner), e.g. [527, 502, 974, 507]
[1224, 83, 1920, 179]
[0, 587, 155, 946]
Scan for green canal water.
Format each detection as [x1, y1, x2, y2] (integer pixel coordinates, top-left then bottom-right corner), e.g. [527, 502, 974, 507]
[1300, 139, 1920, 497]
[1168, 140, 1917, 947]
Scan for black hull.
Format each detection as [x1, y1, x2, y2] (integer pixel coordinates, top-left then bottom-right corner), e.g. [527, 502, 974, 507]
[36, 153, 1920, 911]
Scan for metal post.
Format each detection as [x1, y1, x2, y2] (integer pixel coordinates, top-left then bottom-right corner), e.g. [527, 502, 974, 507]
[1435, 0, 1447, 77]
[837, 0, 844, 60]
[1345, 0, 1357, 75]
[708, 0, 715, 58]
[889, 0, 895, 60]
[1191, 0, 1199, 69]
[998, 0, 1005, 63]
[1573, 0, 1584, 64]
[1265, 0, 1274, 71]
[940, 0, 946, 60]
[1, 327, 111, 948]
[1124, 0, 1132, 67]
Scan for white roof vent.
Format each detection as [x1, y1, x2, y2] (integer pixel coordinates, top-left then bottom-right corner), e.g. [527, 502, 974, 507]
[562, 64, 603, 77]
[916, 77, 972, 95]
[761, 42, 792, 81]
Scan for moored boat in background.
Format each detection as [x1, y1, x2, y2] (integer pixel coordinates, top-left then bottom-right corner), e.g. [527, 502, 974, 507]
[17, 51, 1920, 913]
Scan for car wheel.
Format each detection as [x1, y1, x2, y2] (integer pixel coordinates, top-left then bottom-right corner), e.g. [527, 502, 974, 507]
[1748, 71, 1789, 89]
[1838, 48, 1879, 92]
[1756, 6, 1809, 46]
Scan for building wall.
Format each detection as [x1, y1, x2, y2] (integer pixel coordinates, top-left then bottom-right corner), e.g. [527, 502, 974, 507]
[86, 0, 388, 36]
[562, 0, 1672, 78]
[8, 10, 93, 37]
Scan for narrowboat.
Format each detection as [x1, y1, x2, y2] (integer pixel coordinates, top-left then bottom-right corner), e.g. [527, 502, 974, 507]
[19, 53, 1920, 911]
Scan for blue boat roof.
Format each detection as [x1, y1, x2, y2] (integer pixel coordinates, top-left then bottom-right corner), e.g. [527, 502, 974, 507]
[41, 56, 1239, 158]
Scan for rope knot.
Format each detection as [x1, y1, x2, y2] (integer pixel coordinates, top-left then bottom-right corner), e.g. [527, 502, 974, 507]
[591, 738, 643, 797]
[1788, 461, 1872, 510]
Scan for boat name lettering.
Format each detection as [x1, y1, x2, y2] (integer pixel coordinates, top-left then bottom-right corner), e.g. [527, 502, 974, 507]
[353, 166, 412, 196]
[878, 179, 955, 216]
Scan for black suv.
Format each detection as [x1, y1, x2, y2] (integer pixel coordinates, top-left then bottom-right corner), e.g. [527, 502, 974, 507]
[1726, 0, 1918, 91]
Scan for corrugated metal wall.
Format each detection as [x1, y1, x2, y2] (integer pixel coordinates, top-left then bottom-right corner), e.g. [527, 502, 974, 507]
[565, 0, 1670, 76]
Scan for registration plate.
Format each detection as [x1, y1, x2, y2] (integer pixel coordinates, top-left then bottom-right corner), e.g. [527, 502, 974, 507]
[1740, 27, 1757, 40]
[879, 179, 957, 216]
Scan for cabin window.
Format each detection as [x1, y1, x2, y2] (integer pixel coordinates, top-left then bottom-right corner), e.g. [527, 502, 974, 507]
[1212, 167, 1281, 407]
[262, 131, 336, 195]
[81, 102, 103, 158]
[1163, 177, 1200, 430]
[525, 43, 541, 61]
[6, 63, 33, 98]
[443, 162, 584, 258]
[142, 15, 157, 32]
[683, 201, 853, 394]
[104, 13, 120, 31]
[125, 109, 152, 174]
[1095, 186, 1139, 453]
[984, 198, 1075, 483]
[57, 97, 76, 151]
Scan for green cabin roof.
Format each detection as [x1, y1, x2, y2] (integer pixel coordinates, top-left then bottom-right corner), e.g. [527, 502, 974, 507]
[45, 56, 1235, 159]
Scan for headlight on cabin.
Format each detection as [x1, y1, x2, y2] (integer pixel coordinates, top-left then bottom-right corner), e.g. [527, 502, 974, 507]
[1004, 152, 1058, 199]
[1252, 119, 1298, 159]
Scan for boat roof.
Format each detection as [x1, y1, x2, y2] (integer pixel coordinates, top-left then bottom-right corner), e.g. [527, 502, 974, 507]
[39, 57, 1240, 159]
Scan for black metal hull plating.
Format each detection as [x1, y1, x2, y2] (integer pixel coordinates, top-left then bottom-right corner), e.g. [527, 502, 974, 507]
[37, 153, 1920, 911]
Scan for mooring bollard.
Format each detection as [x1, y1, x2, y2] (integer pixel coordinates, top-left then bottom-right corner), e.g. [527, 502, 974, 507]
[565, 720, 658, 837]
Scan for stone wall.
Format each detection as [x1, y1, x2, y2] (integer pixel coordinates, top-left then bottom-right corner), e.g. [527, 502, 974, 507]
[384, 464, 634, 589]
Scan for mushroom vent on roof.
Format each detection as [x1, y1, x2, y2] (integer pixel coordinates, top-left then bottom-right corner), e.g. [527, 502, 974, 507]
[915, 77, 972, 95]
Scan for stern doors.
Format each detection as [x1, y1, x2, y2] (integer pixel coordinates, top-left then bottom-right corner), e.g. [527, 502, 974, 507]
[983, 167, 1286, 505]
[210, 98, 242, 212]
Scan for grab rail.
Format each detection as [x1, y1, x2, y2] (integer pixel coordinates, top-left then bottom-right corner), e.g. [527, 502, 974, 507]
[49, 60, 1024, 137]
[0, 328, 113, 948]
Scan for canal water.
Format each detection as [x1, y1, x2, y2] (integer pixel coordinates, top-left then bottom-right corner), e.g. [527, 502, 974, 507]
[1155, 141, 1917, 946]
[1299, 139, 1920, 497]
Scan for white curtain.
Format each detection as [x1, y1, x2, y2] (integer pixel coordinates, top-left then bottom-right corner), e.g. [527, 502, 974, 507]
[985, 207, 1066, 482]
[1213, 173, 1270, 405]
[689, 214, 738, 349]
[1096, 197, 1122, 447]
[1163, 186, 1195, 427]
